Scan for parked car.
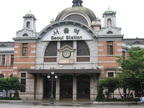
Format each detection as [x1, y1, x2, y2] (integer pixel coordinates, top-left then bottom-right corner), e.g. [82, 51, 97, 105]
[0, 89, 6, 97]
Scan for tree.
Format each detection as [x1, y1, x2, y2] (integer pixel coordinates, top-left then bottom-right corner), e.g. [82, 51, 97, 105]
[0, 75, 20, 97]
[116, 47, 144, 96]
[98, 77, 119, 99]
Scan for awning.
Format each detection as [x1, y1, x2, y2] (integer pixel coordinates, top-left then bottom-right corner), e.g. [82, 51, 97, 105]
[27, 69, 101, 74]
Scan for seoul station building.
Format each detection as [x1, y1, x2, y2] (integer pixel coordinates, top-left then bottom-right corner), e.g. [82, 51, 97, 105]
[0, 0, 143, 100]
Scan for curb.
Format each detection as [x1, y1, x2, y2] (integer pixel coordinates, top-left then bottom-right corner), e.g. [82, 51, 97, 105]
[93, 101, 137, 105]
[0, 100, 23, 103]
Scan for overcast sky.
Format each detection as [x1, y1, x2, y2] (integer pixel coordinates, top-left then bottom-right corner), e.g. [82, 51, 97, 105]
[0, 0, 144, 41]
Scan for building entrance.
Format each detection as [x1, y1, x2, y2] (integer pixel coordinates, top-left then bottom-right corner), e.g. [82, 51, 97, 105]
[60, 75, 73, 99]
[43, 75, 56, 99]
[77, 75, 90, 99]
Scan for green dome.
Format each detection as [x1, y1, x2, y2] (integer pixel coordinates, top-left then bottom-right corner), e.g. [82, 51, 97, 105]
[23, 11, 36, 20]
[55, 6, 96, 22]
[103, 8, 116, 15]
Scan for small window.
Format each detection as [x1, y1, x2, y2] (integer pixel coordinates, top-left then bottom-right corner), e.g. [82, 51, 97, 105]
[23, 33, 28, 36]
[26, 22, 30, 29]
[107, 31, 113, 34]
[107, 41, 113, 55]
[122, 51, 126, 59]
[21, 73, 26, 77]
[107, 18, 112, 26]
[0, 74, 4, 78]
[10, 54, 14, 65]
[0, 44, 7, 47]
[22, 43, 28, 56]
[2, 55, 5, 65]
[108, 72, 114, 77]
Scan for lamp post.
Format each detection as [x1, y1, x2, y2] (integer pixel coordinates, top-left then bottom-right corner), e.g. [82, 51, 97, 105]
[47, 72, 58, 105]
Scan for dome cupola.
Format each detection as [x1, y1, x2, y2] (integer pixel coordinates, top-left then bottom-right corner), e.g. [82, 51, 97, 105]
[55, 0, 96, 26]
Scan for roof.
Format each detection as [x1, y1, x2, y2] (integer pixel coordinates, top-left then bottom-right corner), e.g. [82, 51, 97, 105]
[123, 38, 144, 45]
[103, 8, 116, 15]
[0, 42, 14, 47]
[55, 6, 96, 22]
[23, 11, 36, 20]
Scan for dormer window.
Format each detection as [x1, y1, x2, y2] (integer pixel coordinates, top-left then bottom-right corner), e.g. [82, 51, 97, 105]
[107, 18, 112, 26]
[26, 21, 30, 29]
[107, 31, 113, 34]
[23, 33, 28, 36]
[0, 44, 6, 47]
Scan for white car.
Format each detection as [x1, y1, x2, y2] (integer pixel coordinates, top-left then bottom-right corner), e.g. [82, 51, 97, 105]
[0, 90, 6, 97]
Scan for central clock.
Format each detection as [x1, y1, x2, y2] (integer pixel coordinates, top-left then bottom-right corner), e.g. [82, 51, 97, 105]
[62, 50, 71, 58]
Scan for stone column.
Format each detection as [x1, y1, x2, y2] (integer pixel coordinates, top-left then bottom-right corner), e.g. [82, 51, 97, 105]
[56, 78, 60, 100]
[26, 78, 34, 100]
[36, 77, 43, 100]
[90, 76, 98, 100]
[73, 77, 77, 100]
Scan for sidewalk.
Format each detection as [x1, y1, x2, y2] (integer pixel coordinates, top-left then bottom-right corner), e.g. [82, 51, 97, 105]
[0, 99, 137, 106]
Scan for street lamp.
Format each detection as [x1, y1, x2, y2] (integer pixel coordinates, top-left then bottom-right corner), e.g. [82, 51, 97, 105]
[47, 72, 58, 105]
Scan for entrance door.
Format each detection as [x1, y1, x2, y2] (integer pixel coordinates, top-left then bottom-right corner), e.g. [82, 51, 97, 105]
[60, 75, 73, 99]
[77, 75, 90, 99]
[43, 76, 56, 99]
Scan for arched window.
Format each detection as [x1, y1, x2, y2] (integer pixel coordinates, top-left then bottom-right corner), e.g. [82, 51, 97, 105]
[107, 31, 113, 34]
[107, 18, 112, 26]
[45, 42, 57, 56]
[77, 41, 90, 56]
[23, 33, 28, 36]
[44, 42, 57, 62]
[26, 22, 30, 29]
[77, 41, 90, 62]
[65, 14, 88, 25]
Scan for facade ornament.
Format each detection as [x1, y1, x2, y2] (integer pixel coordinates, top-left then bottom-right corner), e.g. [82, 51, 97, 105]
[72, 0, 83, 7]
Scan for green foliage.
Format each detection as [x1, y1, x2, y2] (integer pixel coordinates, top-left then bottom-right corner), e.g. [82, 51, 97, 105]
[13, 90, 19, 98]
[116, 47, 144, 96]
[0, 97, 21, 100]
[96, 86, 105, 101]
[100, 77, 119, 93]
[0, 78, 5, 90]
[0, 75, 20, 97]
[0, 75, 20, 91]
[99, 77, 119, 99]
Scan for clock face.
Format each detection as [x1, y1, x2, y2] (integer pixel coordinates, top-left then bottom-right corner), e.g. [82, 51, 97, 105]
[62, 50, 71, 58]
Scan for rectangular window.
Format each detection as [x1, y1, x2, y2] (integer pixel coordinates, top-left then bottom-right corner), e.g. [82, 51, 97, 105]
[20, 73, 26, 92]
[22, 43, 28, 56]
[108, 72, 114, 77]
[1, 55, 5, 65]
[21, 73, 26, 77]
[122, 51, 126, 59]
[10, 54, 14, 65]
[107, 41, 113, 55]
[20, 79, 26, 92]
